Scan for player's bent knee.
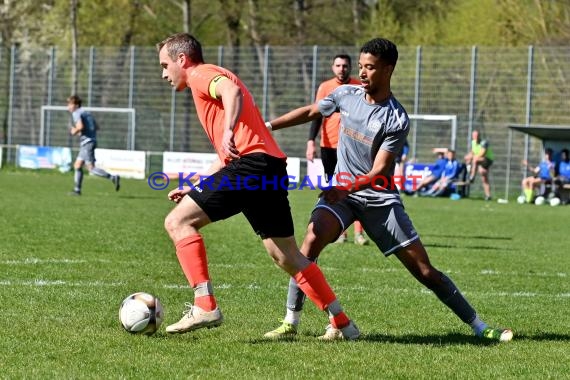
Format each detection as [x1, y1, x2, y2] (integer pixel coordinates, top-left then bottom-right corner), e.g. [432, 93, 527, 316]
[307, 220, 340, 244]
[164, 211, 192, 236]
[415, 266, 441, 287]
[163, 213, 178, 236]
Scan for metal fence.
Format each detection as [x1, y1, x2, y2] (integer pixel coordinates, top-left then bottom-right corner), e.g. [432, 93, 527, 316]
[2, 44, 570, 198]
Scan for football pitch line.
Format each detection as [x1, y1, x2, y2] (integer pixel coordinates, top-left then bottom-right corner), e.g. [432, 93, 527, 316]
[2, 257, 568, 279]
[1, 278, 569, 299]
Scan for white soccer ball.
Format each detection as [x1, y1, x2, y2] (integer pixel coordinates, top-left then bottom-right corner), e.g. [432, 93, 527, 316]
[534, 196, 545, 206]
[550, 197, 561, 207]
[517, 195, 526, 204]
[119, 292, 164, 335]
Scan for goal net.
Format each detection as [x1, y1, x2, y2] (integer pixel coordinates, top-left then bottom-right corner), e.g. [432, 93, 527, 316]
[40, 106, 136, 150]
[408, 114, 458, 161]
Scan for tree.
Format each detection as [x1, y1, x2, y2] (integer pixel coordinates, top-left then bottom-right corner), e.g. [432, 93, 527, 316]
[70, 0, 78, 94]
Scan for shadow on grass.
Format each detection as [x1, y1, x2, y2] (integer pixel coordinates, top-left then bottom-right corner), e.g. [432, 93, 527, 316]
[116, 194, 162, 200]
[250, 331, 570, 345]
[249, 332, 491, 346]
[510, 332, 570, 342]
[423, 234, 513, 241]
[341, 332, 491, 345]
[423, 243, 515, 251]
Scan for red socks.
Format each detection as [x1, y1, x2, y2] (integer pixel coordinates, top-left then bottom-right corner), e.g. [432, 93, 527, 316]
[175, 234, 216, 311]
[294, 262, 349, 329]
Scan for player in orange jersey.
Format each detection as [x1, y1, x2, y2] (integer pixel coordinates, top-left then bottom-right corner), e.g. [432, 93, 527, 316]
[156, 33, 359, 340]
[307, 54, 368, 245]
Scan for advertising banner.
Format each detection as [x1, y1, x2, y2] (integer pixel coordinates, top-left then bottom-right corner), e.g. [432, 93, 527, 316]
[95, 148, 146, 179]
[404, 163, 434, 193]
[17, 145, 72, 171]
[162, 152, 301, 180]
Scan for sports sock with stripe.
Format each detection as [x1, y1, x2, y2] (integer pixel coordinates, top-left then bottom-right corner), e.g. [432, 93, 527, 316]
[74, 169, 83, 192]
[175, 234, 217, 311]
[293, 262, 349, 329]
[429, 272, 476, 324]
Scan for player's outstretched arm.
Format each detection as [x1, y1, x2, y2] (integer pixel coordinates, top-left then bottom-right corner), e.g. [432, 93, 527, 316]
[268, 104, 322, 131]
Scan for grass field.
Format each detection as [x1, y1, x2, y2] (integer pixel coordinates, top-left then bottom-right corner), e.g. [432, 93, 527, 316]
[1, 169, 569, 379]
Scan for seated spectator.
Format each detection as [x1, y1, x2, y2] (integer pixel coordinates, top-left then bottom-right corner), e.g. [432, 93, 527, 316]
[554, 148, 570, 204]
[422, 149, 460, 197]
[413, 149, 447, 194]
[521, 147, 555, 203]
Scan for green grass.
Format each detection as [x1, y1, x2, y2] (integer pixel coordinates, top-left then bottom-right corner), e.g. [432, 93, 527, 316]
[1, 170, 569, 379]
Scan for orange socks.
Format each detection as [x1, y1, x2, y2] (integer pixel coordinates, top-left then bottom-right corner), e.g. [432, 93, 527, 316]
[175, 234, 217, 311]
[294, 262, 349, 329]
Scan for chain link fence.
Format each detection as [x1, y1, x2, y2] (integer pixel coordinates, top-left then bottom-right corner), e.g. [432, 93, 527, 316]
[2, 44, 570, 198]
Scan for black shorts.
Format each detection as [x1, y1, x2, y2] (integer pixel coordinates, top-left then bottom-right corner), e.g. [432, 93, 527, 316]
[188, 153, 294, 239]
[320, 147, 338, 183]
[481, 158, 493, 169]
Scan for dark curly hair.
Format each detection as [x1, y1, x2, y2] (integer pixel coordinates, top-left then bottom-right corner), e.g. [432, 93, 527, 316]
[360, 38, 398, 67]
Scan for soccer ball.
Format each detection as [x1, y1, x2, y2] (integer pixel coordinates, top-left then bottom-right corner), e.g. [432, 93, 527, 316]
[119, 292, 164, 335]
[550, 197, 561, 207]
[534, 196, 546, 206]
[516, 195, 526, 204]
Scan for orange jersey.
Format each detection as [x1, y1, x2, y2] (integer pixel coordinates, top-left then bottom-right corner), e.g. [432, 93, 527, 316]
[188, 64, 286, 164]
[314, 77, 361, 149]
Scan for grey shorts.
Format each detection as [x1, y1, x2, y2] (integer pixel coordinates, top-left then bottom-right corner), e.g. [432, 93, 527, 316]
[314, 196, 419, 256]
[77, 141, 96, 164]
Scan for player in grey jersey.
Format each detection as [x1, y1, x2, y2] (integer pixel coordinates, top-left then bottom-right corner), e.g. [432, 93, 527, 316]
[67, 95, 120, 196]
[264, 38, 513, 342]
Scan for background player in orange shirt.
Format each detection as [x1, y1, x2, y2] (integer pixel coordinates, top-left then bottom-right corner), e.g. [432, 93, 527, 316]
[306, 54, 368, 245]
[156, 33, 359, 340]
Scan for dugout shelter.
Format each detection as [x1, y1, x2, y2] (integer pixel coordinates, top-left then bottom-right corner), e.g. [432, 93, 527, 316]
[506, 123, 570, 199]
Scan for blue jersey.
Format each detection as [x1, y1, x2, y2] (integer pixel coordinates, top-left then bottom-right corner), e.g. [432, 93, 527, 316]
[430, 158, 448, 178]
[442, 159, 460, 179]
[399, 141, 409, 159]
[72, 108, 97, 146]
[537, 160, 554, 180]
[558, 160, 570, 178]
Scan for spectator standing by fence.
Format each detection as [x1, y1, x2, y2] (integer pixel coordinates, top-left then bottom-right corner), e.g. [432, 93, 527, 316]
[465, 130, 494, 201]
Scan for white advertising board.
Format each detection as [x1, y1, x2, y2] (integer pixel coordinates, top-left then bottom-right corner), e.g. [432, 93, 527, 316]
[95, 148, 146, 179]
[163, 152, 301, 180]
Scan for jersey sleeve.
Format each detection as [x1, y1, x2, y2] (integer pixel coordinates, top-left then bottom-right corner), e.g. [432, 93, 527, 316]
[191, 66, 226, 99]
[72, 110, 82, 124]
[379, 127, 409, 156]
[318, 86, 345, 117]
[314, 83, 328, 102]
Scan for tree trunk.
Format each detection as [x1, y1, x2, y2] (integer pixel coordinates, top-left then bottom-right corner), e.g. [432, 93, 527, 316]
[70, 0, 78, 95]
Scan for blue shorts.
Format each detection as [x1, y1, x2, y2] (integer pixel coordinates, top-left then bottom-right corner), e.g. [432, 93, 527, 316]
[314, 196, 419, 256]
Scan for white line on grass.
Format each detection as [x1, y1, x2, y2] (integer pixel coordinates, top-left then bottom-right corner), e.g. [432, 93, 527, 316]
[2, 258, 568, 280]
[1, 279, 568, 299]
[0, 258, 110, 265]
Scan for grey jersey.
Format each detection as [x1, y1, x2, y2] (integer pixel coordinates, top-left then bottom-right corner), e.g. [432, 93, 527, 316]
[319, 85, 409, 206]
[72, 108, 97, 146]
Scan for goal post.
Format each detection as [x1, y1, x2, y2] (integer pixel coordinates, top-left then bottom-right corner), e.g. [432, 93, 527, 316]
[40, 105, 136, 150]
[408, 114, 457, 161]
